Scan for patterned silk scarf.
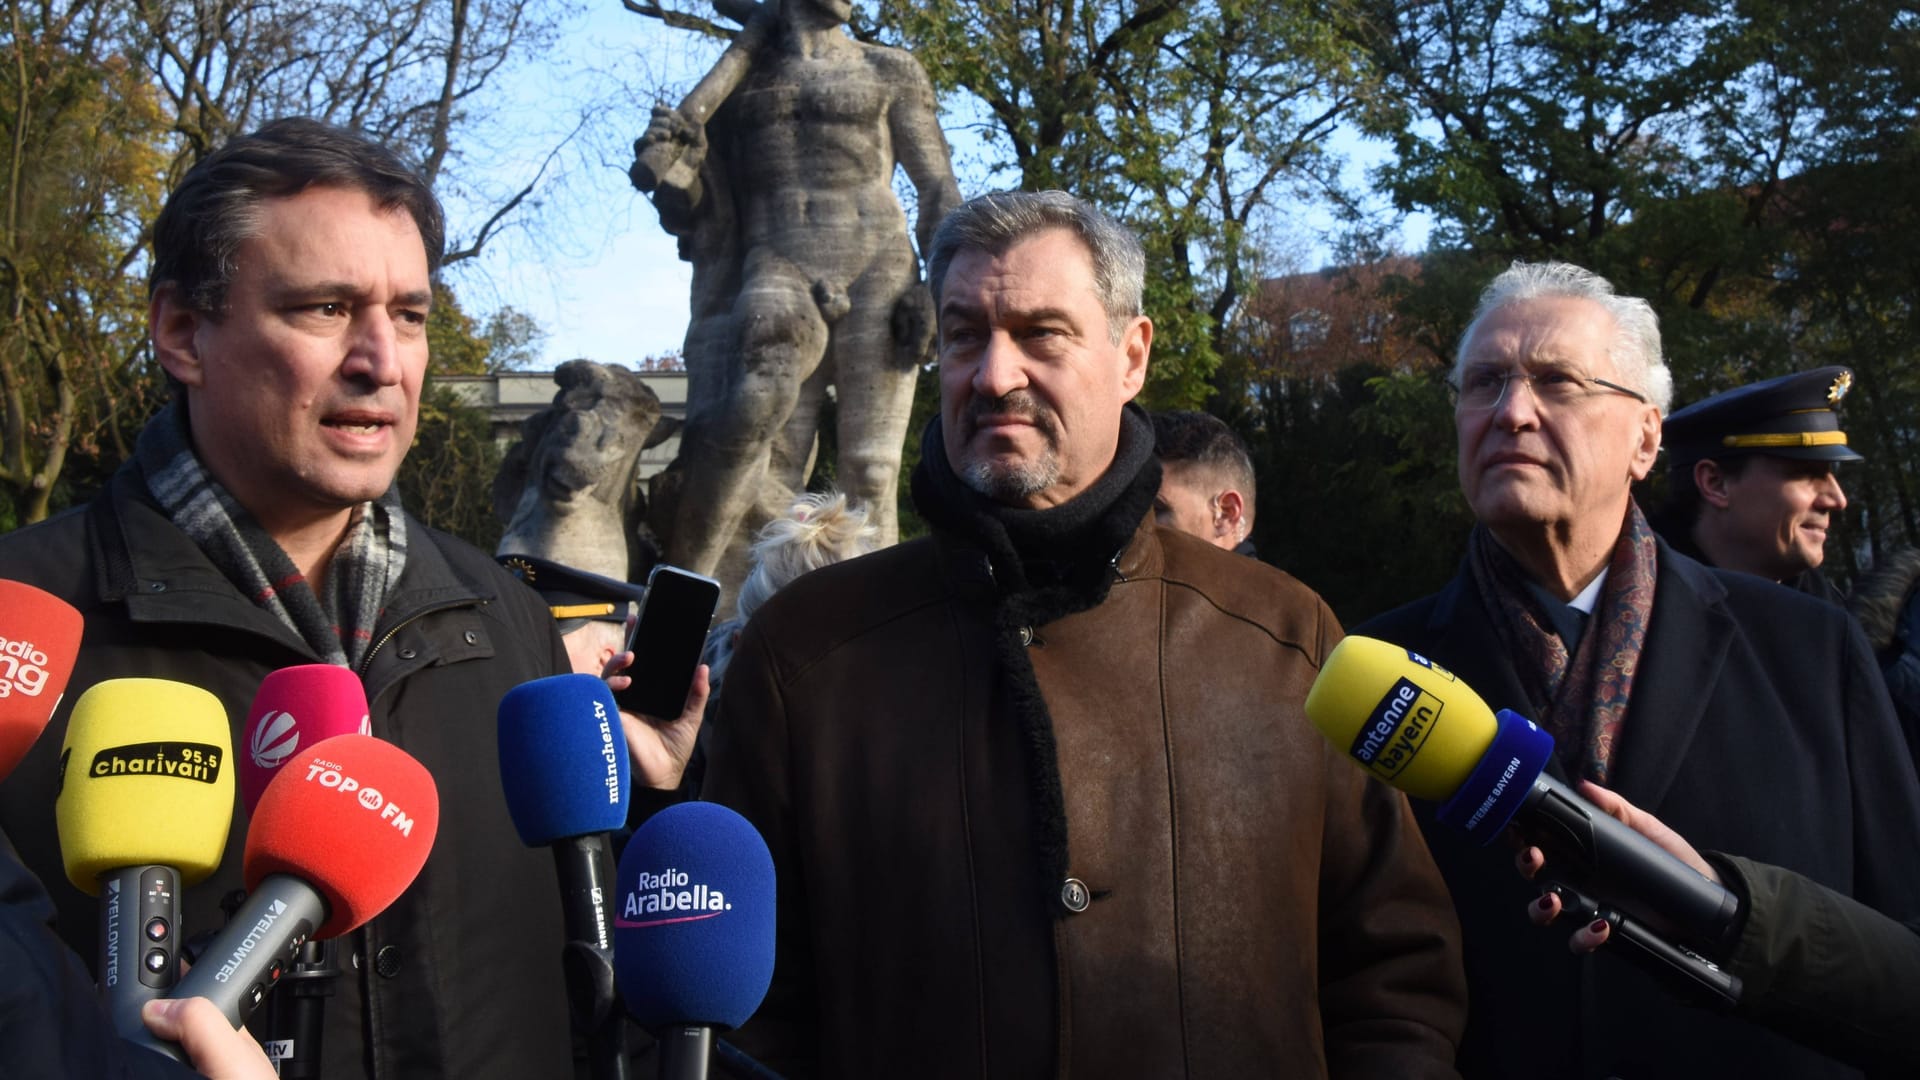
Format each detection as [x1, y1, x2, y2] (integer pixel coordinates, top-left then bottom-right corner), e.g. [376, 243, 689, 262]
[1468, 501, 1659, 783]
[134, 401, 408, 669]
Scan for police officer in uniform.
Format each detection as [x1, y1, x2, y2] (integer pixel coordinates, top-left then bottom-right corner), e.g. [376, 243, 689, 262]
[1656, 366, 1860, 603]
[498, 555, 647, 676]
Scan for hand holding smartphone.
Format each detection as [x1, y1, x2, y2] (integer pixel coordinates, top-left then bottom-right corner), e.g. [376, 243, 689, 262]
[614, 564, 722, 720]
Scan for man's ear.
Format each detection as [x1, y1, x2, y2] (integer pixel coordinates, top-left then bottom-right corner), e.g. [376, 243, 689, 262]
[1214, 489, 1246, 541]
[1119, 315, 1152, 401]
[1626, 404, 1662, 482]
[1693, 458, 1733, 509]
[150, 284, 206, 388]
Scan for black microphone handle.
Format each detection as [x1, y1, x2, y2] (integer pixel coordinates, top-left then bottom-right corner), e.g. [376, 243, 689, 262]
[658, 1025, 714, 1080]
[175, 875, 326, 1023]
[554, 834, 629, 1080]
[98, 864, 181, 1041]
[1521, 775, 1742, 954]
[266, 937, 341, 1079]
[125, 874, 327, 1063]
[1546, 882, 1743, 1008]
[554, 833, 617, 950]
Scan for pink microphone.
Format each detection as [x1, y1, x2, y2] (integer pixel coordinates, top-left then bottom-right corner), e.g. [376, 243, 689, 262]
[239, 665, 371, 814]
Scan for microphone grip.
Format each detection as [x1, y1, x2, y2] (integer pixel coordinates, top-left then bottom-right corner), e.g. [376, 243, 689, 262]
[658, 1025, 714, 1080]
[99, 865, 181, 1042]
[126, 874, 327, 1065]
[176, 877, 326, 1023]
[555, 835, 628, 1080]
[267, 937, 341, 1079]
[554, 833, 617, 950]
[1523, 776, 1742, 953]
[1547, 882, 1743, 1008]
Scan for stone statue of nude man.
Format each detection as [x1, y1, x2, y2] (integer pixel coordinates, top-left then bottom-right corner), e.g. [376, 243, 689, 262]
[631, 0, 961, 581]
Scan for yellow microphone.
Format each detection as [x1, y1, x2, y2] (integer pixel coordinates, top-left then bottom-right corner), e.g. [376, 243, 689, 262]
[55, 677, 235, 1038]
[1306, 636, 1742, 978]
[1304, 635, 1498, 803]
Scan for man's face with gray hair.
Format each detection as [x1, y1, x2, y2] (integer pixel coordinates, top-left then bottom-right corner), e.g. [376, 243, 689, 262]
[1454, 295, 1662, 537]
[936, 227, 1152, 509]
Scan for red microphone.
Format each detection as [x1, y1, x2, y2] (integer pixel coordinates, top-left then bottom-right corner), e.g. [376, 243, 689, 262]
[0, 578, 83, 780]
[131, 734, 440, 1061]
[239, 664, 371, 814]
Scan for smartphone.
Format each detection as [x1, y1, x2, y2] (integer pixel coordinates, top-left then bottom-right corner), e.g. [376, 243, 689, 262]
[615, 564, 722, 719]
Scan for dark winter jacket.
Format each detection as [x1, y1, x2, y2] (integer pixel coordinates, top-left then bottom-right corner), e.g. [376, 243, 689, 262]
[1360, 540, 1920, 1080]
[0, 461, 576, 1079]
[1847, 546, 1920, 780]
[1710, 853, 1920, 1075]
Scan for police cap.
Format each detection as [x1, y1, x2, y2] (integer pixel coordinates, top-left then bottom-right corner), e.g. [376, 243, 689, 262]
[496, 554, 646, 632]
[1663, 366, 1863, 466]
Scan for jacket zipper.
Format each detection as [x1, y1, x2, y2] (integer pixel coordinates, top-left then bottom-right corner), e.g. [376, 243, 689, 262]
[355, 597, 488, 677]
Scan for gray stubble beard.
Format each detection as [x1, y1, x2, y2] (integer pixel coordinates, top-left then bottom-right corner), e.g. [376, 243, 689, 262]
[959, 451, 1061, 502]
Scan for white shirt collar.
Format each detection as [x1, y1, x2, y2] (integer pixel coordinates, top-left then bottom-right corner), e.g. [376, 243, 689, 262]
[1568, 567, 1608, 615]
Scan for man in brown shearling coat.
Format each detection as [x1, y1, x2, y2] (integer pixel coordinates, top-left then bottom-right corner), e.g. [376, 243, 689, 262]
[701, 190, 1467, 1078]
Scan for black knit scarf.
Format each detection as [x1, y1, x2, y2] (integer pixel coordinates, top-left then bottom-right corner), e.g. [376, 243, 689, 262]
[910, 404, 1161, 916]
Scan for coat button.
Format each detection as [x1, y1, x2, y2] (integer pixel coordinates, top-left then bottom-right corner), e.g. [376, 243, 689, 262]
[147, 581, 167, 593]
[375, 945, 402, 978]
[464, 630, 479, 645]
[397, 647, 418, 660]
[1060, 878, 1090, 913]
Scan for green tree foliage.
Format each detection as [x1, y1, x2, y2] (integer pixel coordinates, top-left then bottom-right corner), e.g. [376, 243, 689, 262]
[0, 1, 170, 528]
[865, 0, 1363, 408]
[482, 305, 547, 371]
[1332, 0, 1920, 584]
[399, 381, 506, 552]
[1745, 1, 1920, 569]
[1212, 297, 1471, 621]
[0, 0, 565, 530]
[428, 282, 494, 376]
[403, 280, 548, 549]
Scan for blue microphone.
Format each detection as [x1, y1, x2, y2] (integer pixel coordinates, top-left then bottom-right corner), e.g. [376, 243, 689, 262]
[499, 673, 630, 845]
[499, 674, 632, 1080]
[616, 801, 775, 1080]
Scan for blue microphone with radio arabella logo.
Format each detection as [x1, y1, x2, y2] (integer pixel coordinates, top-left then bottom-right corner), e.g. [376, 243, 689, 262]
[616, 800, 775, 1080]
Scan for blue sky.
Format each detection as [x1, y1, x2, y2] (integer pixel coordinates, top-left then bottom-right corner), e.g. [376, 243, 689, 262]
[448, 2, 706, 368]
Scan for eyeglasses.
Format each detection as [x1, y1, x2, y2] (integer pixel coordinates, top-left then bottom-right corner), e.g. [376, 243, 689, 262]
[1447, 366, 1650, 411]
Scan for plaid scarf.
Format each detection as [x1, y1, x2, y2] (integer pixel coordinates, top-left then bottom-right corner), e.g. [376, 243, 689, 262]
[135, 401, 408, 669]
[1468, 500, 1658, 784]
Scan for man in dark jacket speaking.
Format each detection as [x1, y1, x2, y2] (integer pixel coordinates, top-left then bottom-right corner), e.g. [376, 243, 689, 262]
[0, 119, 702, 1077]
[700, 190, 1467, 1078]
[1358, 260, 1920, 1079]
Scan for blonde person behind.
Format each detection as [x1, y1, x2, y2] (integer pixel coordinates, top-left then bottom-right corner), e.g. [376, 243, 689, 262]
[703, 490, 883, 691]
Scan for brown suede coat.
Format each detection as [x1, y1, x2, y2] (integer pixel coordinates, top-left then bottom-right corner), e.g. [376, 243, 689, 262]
[702, 519, 1465, 1078]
